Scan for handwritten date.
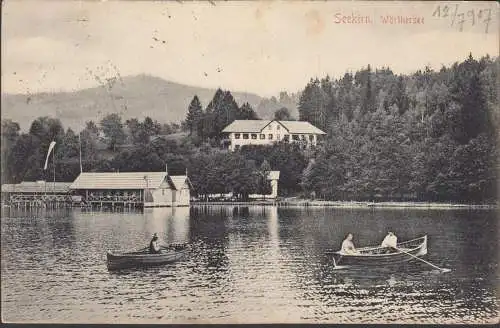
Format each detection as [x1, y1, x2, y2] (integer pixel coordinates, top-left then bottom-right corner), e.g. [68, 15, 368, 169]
[432, 4, 492, 33]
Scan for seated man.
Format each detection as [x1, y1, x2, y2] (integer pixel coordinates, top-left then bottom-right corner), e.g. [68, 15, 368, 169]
[381, 231, 398, 250]
[341, 233, 358, 254]
[149, 233, 161, 254]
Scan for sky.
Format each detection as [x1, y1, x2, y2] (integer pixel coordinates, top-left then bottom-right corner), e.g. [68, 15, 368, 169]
[2, 0, 498, 97]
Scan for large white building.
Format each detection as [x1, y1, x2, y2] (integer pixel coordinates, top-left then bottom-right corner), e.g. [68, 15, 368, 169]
[222, 120, 326, 151]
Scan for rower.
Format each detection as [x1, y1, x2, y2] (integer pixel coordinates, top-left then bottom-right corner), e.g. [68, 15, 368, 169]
[381, 231, 398, 250]
[341, 233, 358, 254]
[149, 233, 161, 254]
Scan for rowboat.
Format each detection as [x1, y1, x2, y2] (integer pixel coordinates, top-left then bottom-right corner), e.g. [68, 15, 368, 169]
[106, 243, 189, 270]
[333, 235, 428, 267]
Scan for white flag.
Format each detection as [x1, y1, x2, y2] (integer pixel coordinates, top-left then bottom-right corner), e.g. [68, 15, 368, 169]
[43, 141, 56, 170]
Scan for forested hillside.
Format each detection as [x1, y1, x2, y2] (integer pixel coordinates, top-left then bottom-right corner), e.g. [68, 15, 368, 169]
[298, 54, 498, 202]
[1, 54, 497, 203]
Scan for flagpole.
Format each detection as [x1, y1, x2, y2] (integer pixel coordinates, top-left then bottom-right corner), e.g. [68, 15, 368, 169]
[79, 132, 83, 173]
[53, 145, 56, 194]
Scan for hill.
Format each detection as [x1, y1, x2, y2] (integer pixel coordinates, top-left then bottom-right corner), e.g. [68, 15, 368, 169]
[1, 74, 279, 131]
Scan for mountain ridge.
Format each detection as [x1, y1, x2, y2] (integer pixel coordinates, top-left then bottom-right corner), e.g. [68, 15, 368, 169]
[2, 74, 298, 131]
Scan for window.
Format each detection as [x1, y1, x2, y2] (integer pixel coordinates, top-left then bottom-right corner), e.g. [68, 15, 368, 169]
[268, 125, 272, 130]
[268, 134, 273, 140]
[283, 134, 289, 142]
[277, 134, 280, 140]
[292, 134, 300, 141]
[234, 145, 240, 150]
[243, 134, 249, 139]
[260, 134, 265, 139]
[162, 189, 165, 195]
[309, 135, 314, 141]
[251, 134, 257, 139]
[300, 135, 305, 141]
[277, 125, 281, 130]
[235, 133, 240, 139]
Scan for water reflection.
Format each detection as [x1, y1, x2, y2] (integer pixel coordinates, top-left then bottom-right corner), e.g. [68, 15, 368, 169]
[1, 206, 497, 323]
[144, 207, 190, 244]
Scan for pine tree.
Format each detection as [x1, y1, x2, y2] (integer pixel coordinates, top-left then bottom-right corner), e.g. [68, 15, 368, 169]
[205, 89, 240, 139]
[239, 102, 259, 120]
[185, 95, 203, 136]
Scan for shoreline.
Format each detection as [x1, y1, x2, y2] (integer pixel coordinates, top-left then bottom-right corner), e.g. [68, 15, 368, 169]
[191, 200, 497, 210]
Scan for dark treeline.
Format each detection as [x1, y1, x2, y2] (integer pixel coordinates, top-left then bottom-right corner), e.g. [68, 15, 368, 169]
[299, 54, 498, 203]
[1, 55, 497, 203]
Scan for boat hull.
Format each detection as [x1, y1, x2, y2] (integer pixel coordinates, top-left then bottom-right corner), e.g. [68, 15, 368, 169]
[334, 236, 427, 267]
[107, 246, 188, 270]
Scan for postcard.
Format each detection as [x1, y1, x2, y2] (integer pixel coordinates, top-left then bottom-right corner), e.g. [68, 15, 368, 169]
[1, 0, 498, 324]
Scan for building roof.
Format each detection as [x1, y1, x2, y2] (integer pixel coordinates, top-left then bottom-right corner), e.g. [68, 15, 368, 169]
[150, 132, 188, 143]
[168, 176, 192, 190]
[222, 120, 271, 133]
[70, 172, 168, 190]
[279, 121, 326, 135]
[221, 120, 326, 135]
[267, 171, 280, 180]
[1, 181, 73, 193]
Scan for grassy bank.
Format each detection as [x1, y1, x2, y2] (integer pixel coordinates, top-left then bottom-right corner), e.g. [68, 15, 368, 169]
[191, 199, 497, 209]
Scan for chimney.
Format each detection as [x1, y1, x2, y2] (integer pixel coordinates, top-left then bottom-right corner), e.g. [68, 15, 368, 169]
[165, 164, 168, 176]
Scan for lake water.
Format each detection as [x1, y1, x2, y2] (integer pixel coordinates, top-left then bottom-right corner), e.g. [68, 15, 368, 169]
[1, 205, 498, 324]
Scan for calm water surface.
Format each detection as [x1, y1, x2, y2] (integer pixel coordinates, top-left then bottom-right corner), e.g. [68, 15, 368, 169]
[1, 206, 498, 323]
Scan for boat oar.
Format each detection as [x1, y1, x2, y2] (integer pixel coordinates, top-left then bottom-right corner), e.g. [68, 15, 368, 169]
[393, 247, 450, 273]
[332, 254, 349, 270]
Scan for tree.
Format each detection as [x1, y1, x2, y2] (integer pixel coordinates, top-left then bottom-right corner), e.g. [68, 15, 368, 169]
[185, 95, 204, 135]
[257, 159, 272, 195]
[1, 120, 20, 141]
[357, 65, 376, 115]
[226, 154, 258, 200]
[204, 89, 240, 140]
[449, 54, 492, 144]
[298, 78, 328, 130]
[1, 120, 20, 183]
[274, 107, 293, 121]
[100, 113, 126, 151]
[238, 102, 259, 120]
[126, 118, 142, 144]
[28, 116, 64, 145]
[85, 120, 99, 134]
[203, 88, 225, 139]
[143, 116, 161, 136]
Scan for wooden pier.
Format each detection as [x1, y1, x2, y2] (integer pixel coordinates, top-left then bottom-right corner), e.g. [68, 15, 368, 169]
[1, 181, 74, 209]
[7, 193, 73, 209]
[79, 192, 144, 210]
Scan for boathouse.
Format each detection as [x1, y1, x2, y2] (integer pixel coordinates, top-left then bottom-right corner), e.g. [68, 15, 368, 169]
[69, 170, 192, 208]
[1, 181, 73, 208]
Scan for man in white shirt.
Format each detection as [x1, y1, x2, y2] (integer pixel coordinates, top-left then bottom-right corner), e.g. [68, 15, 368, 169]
[381, 232, 398, 249]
